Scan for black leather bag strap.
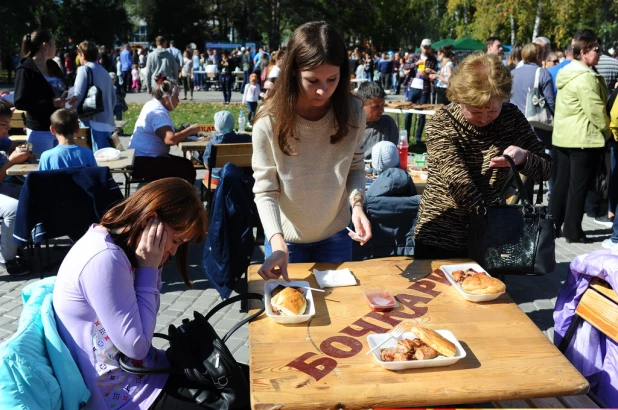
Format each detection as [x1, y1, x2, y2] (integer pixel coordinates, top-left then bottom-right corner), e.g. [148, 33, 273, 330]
[500, 154, 532, 208]
[119, 293, 265, 375]
[203, 293, 264, 343]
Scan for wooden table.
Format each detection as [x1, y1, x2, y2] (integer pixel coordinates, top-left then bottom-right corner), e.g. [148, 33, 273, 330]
[6, 148, 136, 176]
[411, 173, 426, 194]
[178, 139, 211, 154]
[248, 257, 588, 409]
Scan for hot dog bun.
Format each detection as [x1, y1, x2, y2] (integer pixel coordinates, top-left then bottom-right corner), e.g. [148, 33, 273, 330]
[271, 287, 307, 316]
[411, 326, 457, 357]
[461, 275, 506, 295]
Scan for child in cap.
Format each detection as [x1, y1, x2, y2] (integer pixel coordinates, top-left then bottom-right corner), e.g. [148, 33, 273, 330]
[242, 73, 260, 124]
[38, 108, 97, 171]
[202, 110, 252, 180]
[371, 141, 400, 175]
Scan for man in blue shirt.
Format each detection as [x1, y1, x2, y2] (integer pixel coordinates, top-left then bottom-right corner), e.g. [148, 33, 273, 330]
[120, 44, 133, 93]
[548, 43, 573, 93]
[39, 109, 97, 171]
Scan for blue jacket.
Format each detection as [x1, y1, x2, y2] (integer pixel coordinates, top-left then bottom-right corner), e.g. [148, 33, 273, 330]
[203, 163, 255, 299]
[0, 277, 90, 409]
[13, 166, 123, 245]
[353, 168, 421, 260]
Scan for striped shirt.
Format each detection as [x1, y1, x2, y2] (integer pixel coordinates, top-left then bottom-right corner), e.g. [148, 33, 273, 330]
[414, 103, 552, 251]
[596, 55, 618, 91]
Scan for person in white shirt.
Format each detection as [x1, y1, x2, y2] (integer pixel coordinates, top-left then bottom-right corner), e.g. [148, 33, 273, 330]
[242, 73, 261, 123]
[128, 75, 199, 184]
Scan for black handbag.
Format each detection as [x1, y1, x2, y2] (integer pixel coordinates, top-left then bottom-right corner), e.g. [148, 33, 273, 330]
[77, 66, 104, 117]
[119, 293, 265, 409]
[468, 155, 556, 276]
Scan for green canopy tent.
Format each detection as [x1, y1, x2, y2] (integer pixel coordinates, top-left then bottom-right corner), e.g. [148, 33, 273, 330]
[453, 37, 486, 51]
[431, 38, 456, 49]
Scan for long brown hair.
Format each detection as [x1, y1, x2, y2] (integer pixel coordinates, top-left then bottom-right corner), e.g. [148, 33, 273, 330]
[254, 21, 351, 155]
[99, 178, 207, 288]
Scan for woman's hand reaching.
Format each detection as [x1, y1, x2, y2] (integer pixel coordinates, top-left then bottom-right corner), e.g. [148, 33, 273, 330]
[135, 218, 167, 269]
[489, 146, 528, 168]
[258, 234, 290, 281]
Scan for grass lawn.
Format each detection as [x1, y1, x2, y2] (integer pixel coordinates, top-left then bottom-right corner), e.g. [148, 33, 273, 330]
[123, 102, 246, 135]
[122, 101, 427, 152]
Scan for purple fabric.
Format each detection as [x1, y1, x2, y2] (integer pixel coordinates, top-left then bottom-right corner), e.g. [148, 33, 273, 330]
[53, 225, 168, 409]
[554, 249, 618, 407]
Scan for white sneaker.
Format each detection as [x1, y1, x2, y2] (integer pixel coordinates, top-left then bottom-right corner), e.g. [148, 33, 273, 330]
[602, 239, 618, 250]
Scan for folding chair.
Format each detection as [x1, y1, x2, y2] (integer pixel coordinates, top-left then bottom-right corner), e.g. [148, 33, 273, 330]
[203, 142, 253, 219]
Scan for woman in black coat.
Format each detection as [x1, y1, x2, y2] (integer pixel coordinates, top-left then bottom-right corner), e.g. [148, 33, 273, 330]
[14, 30, 69, 158]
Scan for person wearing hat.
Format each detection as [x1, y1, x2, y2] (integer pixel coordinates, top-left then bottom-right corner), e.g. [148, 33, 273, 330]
[403, 38, 437, 145]
[354, 140, 420, 260]
[357, 81, 399, 159]
[202, 111, 252, 179]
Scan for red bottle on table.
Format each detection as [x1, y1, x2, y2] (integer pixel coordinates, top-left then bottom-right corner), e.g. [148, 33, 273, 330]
[397, 130, 408, 170]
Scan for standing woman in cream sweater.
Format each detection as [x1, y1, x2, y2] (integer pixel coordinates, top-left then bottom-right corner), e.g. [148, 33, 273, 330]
[252, 21, 372, 281]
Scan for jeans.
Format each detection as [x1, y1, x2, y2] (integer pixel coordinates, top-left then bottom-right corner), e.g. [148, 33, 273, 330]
[264, 229, 352, 263]
[193, 71, 201, 88]
[220, 74, 232, 103]
[379, 73, 391, 91]
[0, 183, 22, 262]
[609, 141, 618, 214]
[26, 129, 55, 158]
[247, 101, 258, 123]
[404, 88, 428, 143]
[181, 76, 193, 98]
[610, 202, 618, 242]
[113, 104, 123, 121]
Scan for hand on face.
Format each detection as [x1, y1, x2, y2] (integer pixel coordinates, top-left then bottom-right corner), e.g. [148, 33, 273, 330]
[135, 218, 168, 269]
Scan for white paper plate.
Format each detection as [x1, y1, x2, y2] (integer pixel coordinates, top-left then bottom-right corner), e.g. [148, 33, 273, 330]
[367, 330, 466, 370]
[440, 263, 505, 302]
[264, 280, 315, 324]
[94, 148, 121, 162]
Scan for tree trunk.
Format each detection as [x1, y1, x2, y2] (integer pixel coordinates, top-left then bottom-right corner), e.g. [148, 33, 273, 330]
[269, 0, 280, 50]
[510, 13, 515, 45]
[463, 2, 469, 25]
[532, 0, 542, 41]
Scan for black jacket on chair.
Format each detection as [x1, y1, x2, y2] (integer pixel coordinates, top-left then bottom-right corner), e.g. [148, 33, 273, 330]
[13, 167, 123, 246]
[202, 163, 255, 299]
[353, 168, 421, 260]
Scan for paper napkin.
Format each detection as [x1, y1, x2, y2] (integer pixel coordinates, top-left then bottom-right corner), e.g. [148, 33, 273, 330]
[312, 268, 357, 288]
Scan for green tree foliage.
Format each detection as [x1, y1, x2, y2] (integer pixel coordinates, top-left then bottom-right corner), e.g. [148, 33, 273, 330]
[136, 0, 209, 50]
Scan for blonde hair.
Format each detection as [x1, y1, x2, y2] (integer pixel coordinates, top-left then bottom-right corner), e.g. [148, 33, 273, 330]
[521, 43, 543, 64]
[447, 52, 511, 107]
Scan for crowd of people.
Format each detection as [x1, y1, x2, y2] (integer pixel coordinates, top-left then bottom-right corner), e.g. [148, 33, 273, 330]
[1, 18, 618, 409]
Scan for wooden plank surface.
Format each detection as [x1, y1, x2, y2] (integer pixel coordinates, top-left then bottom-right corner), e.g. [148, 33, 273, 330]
[212, 142, 252, 168]
[558, 394, 600, 408]
[575, 285, 618, 343]
[248, 257, 589, 410]
[6, 149, 135, 176]
[589, 277, 618, 304]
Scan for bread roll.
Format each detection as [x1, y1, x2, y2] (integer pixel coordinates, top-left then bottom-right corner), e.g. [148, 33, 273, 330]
[411, 326, 457, 358]
[461, 275, 506, 295]
[271, 287, 307, 316]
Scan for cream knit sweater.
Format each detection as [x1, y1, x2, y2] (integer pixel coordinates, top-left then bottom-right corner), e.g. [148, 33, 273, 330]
[252, 98, 366, 244]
